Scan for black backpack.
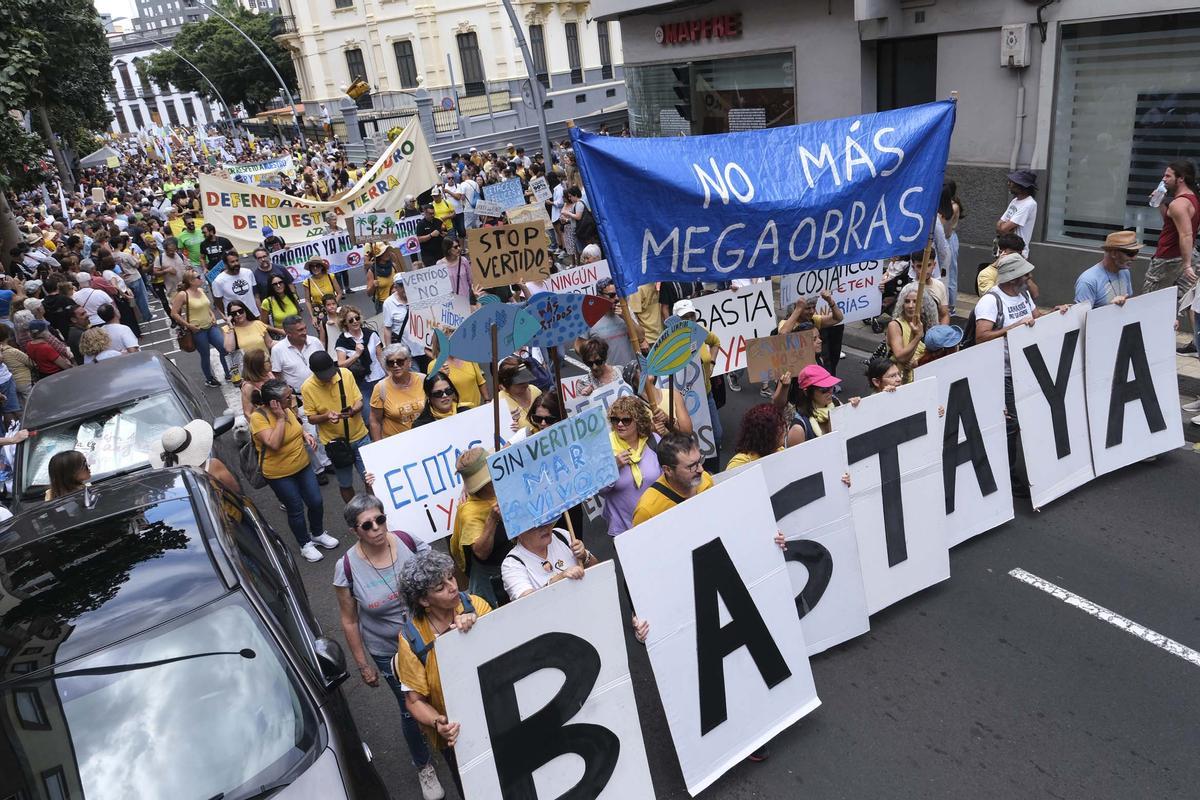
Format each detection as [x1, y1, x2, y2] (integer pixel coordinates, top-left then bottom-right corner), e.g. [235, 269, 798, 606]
[575, 205, 598, 245]
[960, 288, 1007, 349]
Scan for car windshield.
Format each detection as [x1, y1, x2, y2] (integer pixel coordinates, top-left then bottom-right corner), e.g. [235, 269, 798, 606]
[20, 392, 188, 497]
[7, 596, 320, 800]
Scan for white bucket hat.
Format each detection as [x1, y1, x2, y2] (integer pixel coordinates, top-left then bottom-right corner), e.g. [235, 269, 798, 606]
[150, 420, 214, 469]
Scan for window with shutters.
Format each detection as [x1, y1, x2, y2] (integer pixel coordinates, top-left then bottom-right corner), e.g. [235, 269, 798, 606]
[598, 21, 613, 80]
[529, 24, 549, 87]
[565, 22, 582, 84]
[457, 32, 486, 96]
[393, 40, 418, 89]
[345, 48, 372, 108]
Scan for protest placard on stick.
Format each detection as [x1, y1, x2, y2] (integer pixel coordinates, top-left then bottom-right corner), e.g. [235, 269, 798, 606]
[468, 222, 551, 289]
[744, 330, 816, 383]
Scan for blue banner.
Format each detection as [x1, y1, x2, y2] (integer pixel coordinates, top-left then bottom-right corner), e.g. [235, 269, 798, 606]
[571, 100, 956, 296]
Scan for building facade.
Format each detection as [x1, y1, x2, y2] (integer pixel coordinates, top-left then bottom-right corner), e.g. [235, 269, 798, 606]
[273, 0, 626, 143]
[592, 0, 1200, 302]
[133, 0, 277, 33]
[106, 31, 226, 134]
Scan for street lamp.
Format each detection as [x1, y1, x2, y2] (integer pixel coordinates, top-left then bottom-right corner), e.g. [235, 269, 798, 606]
[498, 0, 552, 163]
[144, 35, 237, 131]
[191, 0, 306, 150]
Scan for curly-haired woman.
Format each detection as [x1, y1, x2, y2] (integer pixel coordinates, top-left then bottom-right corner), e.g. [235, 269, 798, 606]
[598, 395, 661, 536]
[725, 403, 787, 471]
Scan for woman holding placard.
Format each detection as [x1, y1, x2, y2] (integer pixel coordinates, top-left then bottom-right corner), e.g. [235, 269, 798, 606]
[497, 356, 541, 432]
[501, 522, 593, 601]
[599, 395, 661, 537]
[449, 447, 515, 607]
[412, 371, 472, 428]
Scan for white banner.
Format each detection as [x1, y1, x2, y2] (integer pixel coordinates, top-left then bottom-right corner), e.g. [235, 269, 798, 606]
[561, 376, 634, 416]
[409, 295, 472, 351]
[832, 379, 949, 615]
[689, 284, 778, 377]
[526, 259, 613, 296]
[269, 232, 364, 279]
[715, 432, 870, 655]
[915, 338, 1014, 547]
[777, 260, 885, 324]
[615, 469, 820, 796]
[1008, 303, 1094, 508]
[439, 561, 655, 799]
[402, 264, 454, 310]
[1084, 288, 1184, 476]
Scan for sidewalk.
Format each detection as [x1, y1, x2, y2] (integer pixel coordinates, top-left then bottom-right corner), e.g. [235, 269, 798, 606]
[836, 290, 1200, 444]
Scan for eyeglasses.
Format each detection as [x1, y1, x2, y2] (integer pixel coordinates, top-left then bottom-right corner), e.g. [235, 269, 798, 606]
[386, 358, 409, 367]
[671, 457, 704, 473]
[601, 292, 618, 300]
[610, 416, 633, 426]
[347, 316, 361, 323]
[585, 358, 606, 367]
[357, 514, 387, 531]
[532, 413, 556, 425]
[270, 280, 284, 287]
[230, 309, 245, 317]
[429, 388, 455, 399]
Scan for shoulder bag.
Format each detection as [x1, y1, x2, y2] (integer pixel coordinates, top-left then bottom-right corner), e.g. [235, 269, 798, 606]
[323, 374, 358, 468]
[177, 291, 196, 353]
[238, 409, 270, 489]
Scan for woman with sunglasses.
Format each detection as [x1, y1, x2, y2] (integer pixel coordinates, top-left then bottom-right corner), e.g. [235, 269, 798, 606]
[413, 371, 471, 428]
[500, 520, 593, 602]
[778, 364, 859, 446]
[370, 343, 427, 440]
[261, 273, 302, 339]
[169, 269, 232, 388]
[336, 305, 385, 427]
[598, 395, 661, 536]
[431, 325, 489, 407]
[301, 258, 342, 327]
[496, 356, 542, 432]
[333, 494, 445, 800]
[525, 391, 586, 534]
[222, 299, 272, 383]
[576, 337, 621, 396]
[434, 238, 474, 304]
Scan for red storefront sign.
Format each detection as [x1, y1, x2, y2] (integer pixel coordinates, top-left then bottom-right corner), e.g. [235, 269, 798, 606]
[654, 14, 742, 45]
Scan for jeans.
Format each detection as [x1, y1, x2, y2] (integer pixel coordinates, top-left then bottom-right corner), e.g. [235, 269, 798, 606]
[707, 392, 723, 460]
[128, 278, 152, 321]
[0, 377, 19, 414]
[946, 231, 960, 313]
[821, 324, 845, 376]
[193, 324, 230, 381]
[370, 652, 432, 767]
[356, 377, 379, 428]
[332, 434, 371, 489]
[1193, 310, 1199, 356]
[266, 465, 325, 547]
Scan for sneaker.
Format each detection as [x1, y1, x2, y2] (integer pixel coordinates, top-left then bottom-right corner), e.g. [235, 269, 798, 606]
[416, 763, 445, 800]
[1192, 413, 1200, 426]
[312, 531, 340, 549]
[1183, 398, 1200, 412]
[747, 747, 769, 763]
[316, 470, 329, 486]
[727, 373, 741, 391]
[1178, 341, 1198, 354]
[759, 384, 773, 398]
[204, 378, 221, 388]
[299, 542, 324, 562]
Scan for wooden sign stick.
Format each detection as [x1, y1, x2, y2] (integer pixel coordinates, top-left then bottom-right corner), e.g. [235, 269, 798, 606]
[490, 323, 501, 451]
[551, 345, 566, 405]
[667, 373, 676, 428]
[913, 235, 934, 330]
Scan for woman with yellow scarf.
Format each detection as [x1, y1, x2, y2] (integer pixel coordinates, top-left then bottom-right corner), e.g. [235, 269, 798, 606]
[411, 371, 472, 428]
[598, 395, 661, 536]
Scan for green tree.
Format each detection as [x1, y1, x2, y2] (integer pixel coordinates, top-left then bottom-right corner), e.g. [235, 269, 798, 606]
[144, 0, 297, 116]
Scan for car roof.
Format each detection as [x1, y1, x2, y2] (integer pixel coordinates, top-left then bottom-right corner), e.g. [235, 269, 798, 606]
[0, 468, 230, 673]
[21, 351, 181, 430]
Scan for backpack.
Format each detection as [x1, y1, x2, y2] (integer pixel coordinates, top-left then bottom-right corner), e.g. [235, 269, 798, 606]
[575, 205, 598, 245]
[960, 288, 1007, 349]
[341, 529, 418, 593]
[401, 592, 478, 666]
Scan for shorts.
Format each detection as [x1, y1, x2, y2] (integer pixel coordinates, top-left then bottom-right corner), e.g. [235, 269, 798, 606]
[1143, 255, 1198, 296]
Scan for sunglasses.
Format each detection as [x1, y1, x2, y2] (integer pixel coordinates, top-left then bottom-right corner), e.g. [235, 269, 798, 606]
[610, 416, 634, 426]
[601, 292, 618, 300]
[386, 358, 409, 367]
[347, 316, 361, 323]
[532, 413, 556, 425]
[585, 358, 606, 368]
[270, 280, 284, 287]
[429, 388, 455, 399]
[230, 309, 245, 317]
[357, 514, 387, 531]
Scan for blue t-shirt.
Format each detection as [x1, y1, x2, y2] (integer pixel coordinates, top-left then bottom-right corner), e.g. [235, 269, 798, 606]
[1074, 263, 1132, 308]
[0, 289, 13, 317]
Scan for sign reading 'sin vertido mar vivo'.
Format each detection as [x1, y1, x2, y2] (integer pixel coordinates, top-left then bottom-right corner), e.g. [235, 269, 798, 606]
[468, 222, 551, 289]
[570, 100, 956, 295]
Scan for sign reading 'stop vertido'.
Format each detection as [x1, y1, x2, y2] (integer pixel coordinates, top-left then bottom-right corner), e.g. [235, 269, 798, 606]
[570, 100, 956, 297]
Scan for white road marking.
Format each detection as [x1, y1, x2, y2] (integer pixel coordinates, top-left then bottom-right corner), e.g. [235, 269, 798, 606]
[1009, 568, 1200, 668]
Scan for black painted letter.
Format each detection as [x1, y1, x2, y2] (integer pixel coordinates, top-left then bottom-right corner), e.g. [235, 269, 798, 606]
[771, 473, 834, 619]
[942, 378, 998, 514]
[693, 538, 792, 735]
[846, 412, 927, 566]
[1022, 330, 1080, 459]
[1106, 322, 1166, 447]
[479, 632, 618, 799]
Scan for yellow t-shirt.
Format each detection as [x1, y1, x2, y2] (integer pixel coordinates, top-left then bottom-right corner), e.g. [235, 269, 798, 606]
[371, 373, 427, 437]
[249, 409, 309, 479]
[372, 269, 395, 303]
[301, 369, 369, 444]
[631, 472, 714, 526]
[231, 320, 270, 359]
[499, 386, 542, 431]
[449, 493, 492, 573]
[303, 273, 337, 304]
[977, 262, 999, 294]
[725, 448, 784, 472]
[392, 594, 494, 750]
[261, 295, 300, 327]
[628, 284, 662, 343]
[697, 329, 721, 394]
[445, 359, 486, 409]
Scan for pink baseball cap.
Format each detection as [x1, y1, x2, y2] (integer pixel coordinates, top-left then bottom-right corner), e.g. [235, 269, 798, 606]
[797, 364, 841, 389]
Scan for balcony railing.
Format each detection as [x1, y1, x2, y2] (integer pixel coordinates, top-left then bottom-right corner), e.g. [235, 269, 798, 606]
[269, 14, 297, 35]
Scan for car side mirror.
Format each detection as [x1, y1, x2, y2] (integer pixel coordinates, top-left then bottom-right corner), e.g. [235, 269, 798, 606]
[213, 414, 235, 436]
[314, 636, 349, 686]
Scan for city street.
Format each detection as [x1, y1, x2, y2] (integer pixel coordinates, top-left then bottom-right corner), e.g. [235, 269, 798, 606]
[145, 290, 1200, 800]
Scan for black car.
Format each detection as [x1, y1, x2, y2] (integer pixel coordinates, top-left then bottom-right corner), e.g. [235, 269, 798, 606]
[0, 468, 389, 800]
[11, 351, 234, 509]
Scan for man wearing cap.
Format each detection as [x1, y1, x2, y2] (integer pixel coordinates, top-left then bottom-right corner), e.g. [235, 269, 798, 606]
[302, 351, 372, 503]
[1075, 231, 1137, 308]
[996, 170, 1038, 258]
[920, 325, 963, 366]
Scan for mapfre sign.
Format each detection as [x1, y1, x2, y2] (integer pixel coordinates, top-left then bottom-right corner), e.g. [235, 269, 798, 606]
[654, 13, 742, 45]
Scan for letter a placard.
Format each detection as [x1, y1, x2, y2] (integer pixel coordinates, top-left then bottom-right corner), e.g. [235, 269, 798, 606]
[615, 469, 820, 796]
[437, 561, 654, 799]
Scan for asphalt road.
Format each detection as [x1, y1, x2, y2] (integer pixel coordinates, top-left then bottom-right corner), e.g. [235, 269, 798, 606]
[142, 289, 1200, 800]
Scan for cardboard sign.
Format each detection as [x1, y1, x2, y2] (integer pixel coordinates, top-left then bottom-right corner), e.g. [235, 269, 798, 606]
[676, 353, 718, 459]
[1083, 288, 1183, 476]
[438, 562, 655, 799]
[270, 232, 364, 280]
[526, 259, 613, 296]
[487, 405, 618, 536]
[915, 338, 1014, 547]
[348, 210, 405, 245]
[402, 264, 454, 310]
[777, 260, 885, 324]
[409, 295, 471, 351]
[744, 330, 816, 383]
[105, 155, 120, 168]
[468, 223, 551, 289]
[359, 403, 520, 542]
[485, 176, 526, 210]
[615, 469, 821, 796]
[529, 175, 552, 202]
[473, 199, 506, 219]
[91, 187, 106, 204]
[689, 283, 778, 377]
[506, 201, 553, 230]
[1008, 303, 1094, 508]
[716, 432, 871, 656]
[831, 378, 949, 615]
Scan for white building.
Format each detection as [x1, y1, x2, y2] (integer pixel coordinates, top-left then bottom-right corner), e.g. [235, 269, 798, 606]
[106, 30, 226, 134]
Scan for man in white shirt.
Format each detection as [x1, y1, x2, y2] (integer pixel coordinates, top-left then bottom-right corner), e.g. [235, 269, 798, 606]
[98, 303, 139, 352]
[996, 170, 1038, 258]
[460, 172, 481, 229]
[210, 252, 260, 319]
[271, 315, 333, 480]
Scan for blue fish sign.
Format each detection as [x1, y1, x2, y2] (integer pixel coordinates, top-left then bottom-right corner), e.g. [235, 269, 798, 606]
[523, 291, 613, 349]
[636, 314, 705, 394]
[429, 301, 539, 375]
[570, 100, 956, 296]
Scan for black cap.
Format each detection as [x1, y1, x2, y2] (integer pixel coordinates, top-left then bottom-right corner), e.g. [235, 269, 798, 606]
[309, 351, 338, 381]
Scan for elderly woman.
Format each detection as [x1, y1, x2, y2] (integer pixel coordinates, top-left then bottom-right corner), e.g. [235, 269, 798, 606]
[496, 356, 541, 432]
[369, 343, 426, 439]
[333, 495, 443, 800]
[335, 305, 385, 427]
[393, 550, 492, 799]
[501, 521, 592, 601]
[412, 371, 471, 428]
[576, 336, 621, 396]
[598, 395, 661, 537]
[886, 282, 940, 384]
[448, 447, 514, 607]
[725, 403, 787, 471]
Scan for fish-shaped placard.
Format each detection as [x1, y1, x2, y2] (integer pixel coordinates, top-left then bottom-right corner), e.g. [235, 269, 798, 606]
[636, 315, 706, 393]
[429, 301, 539, 375]
[523, 291, 613, 349]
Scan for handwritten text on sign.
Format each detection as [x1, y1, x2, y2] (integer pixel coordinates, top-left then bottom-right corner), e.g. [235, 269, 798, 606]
[689, 283, 779, 377]
[468, 222, 551, 289]
[745, 330, 816, 383]
[778, 260, 884, 324]
[487, 405, 618, 537]
[403, 265, 454, 311]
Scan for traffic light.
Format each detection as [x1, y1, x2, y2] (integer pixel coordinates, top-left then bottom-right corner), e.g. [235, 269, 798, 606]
[672, 65, 692, 121]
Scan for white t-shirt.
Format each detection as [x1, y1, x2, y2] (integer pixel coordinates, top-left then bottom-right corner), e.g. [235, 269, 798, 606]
[443, 184, 464, 214]
[380, 295, 426, 356]
[501, 530, 579, 600]
[335, 329, 387, 382]
[84, 350, 122, 364]
[999, 196, 1037, 257]
[973, 288, 1035, 375]
[73, 287, 113, 325]
[211, 268, 260, 318]
[102, 322, 139, 352]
